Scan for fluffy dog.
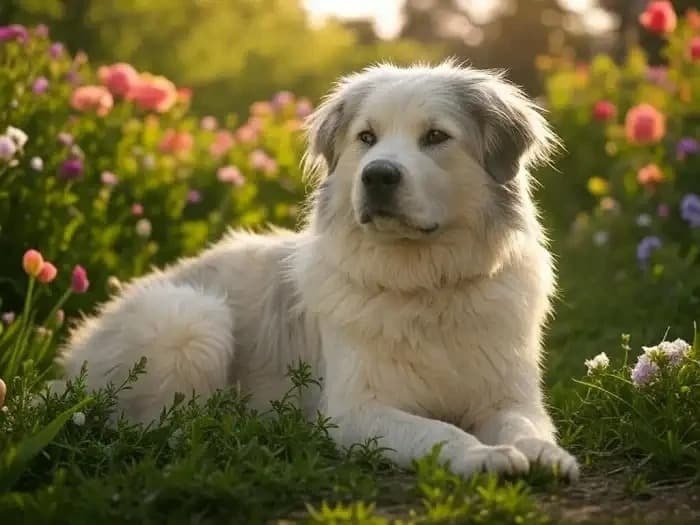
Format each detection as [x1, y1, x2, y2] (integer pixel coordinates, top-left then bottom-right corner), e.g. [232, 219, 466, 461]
[58, 62, 579, 480]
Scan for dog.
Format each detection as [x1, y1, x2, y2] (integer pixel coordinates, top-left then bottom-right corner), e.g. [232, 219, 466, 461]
[58, 61, 579, 480]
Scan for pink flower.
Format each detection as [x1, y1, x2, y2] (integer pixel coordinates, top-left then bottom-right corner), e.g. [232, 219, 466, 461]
[639, 1, 677, 35]
[159, 129, 194, 156]
[296, 98, 313, 119]
[249, 149, 278, 176]
[636, 164, 665, 187]
[690, 37, 700, 61]
[57, 132, 73, 146]
[59, 157, 84, 181]
[186, 189, 202, 204]
[71, 265, 89, 293]
[101, 171, 118, 186]
[217, 165, 245, 186]
[70, 85, 114, 117]
[126, 74, 177, 113]
[657, 203, 670, 217]
[131, 203, 144, 216]
[624, 104, 666, 145]
[592, 100, 616, 122]
[235, 124, 259, 144]
[23, 249, 44, 277]
[32, 76, 49, 95]
[272, 91, 295, 110]
[37, 262, 57, 284]
[176, 87, 192, 105]
[250, 101, 273, 117]
[200, 116, 218, 131]
[49, 42, 63, 59]
[209, 131, 235, 157]
[0, 25, 28, 42]
[97, 63, 139, 97]
[1, 312, 15, 325]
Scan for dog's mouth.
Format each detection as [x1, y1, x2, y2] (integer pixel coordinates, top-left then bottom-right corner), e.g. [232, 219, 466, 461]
[359, 209, 440, 236]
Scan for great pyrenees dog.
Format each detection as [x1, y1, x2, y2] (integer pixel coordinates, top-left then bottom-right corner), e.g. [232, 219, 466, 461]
[58, 62, 579, 480]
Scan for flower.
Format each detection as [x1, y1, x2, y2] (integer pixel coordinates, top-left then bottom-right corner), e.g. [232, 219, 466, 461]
[59, 157, 84, 181]
[249, 149, 278, 175]
[0, 25, 28, 42]
[631, 353, 659, 387]
[690, 37, 700, 61]
[159, 129, 194, 156]
[636, 213, 652, 227]
[23, 249, 44, 277]
[235, 123, 259, 144]
[101, 171, 118, 186]
[587, 176, 609, 196]
[71, 265, 89, 293]
[676, 138, 700, 160]
[57, 132, 73, 146]
[600, 197, 620, 213]
[70, 85, 114, 117]
[657, 203, 670, 217]
[217, 165, 245, 186]
[592, 100, 616, 122]
[126, 73, 177, 113]
[32, 76, 49, 95]
[186, 189, 202, 204]
[272, 91, 295, 110]
[680, 193, 700, 227]
[592, 231, 609, 246]
[200, 116, 218, 131]
[584, 352, 610, 374]
[131, 203, 144, 216]
[209, 130, 235, 157]
[34, 24, 49, 38]
[135, 218, 152, 238]
[639, 1, 677, 35]
[6, 126, 27, 149]
[177, 87, 192, 105]
[71, 411, 86, 426]
[0, 136, 16, 161]
[49, 42, 64, 59]
[1, 312, 15, 325]
[656, 338, 691, 366]
[636, 164, 664, 187]
[97, 63, 139, 97]
[688, 8, 700, 31]
[296, 98, 313, 119]
[625, 104, 666, 145]
[636, 235, 662, 265]
[37, 262, 58, 284]
[250, 101, 273, 117]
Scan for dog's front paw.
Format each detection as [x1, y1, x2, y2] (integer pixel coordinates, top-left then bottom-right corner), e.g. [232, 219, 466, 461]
[449, 444, 530, 478]
[514, 438, 579, 481]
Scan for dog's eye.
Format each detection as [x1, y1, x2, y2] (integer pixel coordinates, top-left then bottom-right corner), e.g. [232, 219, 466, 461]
[357, 130, 377, 146]
[422, 129, 451, 147]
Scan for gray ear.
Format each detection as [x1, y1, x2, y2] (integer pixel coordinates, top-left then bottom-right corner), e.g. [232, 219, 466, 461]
[305, 99, 344, 174]
[463, 73, 558, 184]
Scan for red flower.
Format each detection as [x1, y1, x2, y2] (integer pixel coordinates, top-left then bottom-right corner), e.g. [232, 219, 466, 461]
[592, 100, 616, 122]
[639, 1, 677, 35]
[690, 37, 700, 62]
[624, 104, 666, 145]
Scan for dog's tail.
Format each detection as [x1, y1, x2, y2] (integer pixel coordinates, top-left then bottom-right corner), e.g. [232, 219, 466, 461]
[58, 280, 235, 423]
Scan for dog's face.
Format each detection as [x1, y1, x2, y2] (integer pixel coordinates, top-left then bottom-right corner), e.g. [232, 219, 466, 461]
[305, 63, 556, 241]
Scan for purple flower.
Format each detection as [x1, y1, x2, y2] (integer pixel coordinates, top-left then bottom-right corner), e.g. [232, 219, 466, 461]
[49, 42, 64, 59]
[636, 236, 662, 265]
[676, 138, 700, 161]
[657, 338, 691, 366]
[0, 25, 28, 43]
[657, 203, 670, 217]
[631, 353, 659, 387]
[59, 157, 84, 181]
[32, 76, 49, 95]
[186, 189, 202, 204]
[680, 194, 700, 227]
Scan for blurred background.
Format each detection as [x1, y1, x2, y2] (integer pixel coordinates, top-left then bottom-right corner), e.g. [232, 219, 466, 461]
[3, 0, 697, 116]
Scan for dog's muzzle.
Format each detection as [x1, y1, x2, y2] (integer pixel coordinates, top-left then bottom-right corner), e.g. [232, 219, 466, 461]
[360, 160, 402, 222]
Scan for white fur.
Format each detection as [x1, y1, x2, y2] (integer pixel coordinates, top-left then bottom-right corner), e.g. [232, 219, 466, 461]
[57, 63, 578, 481]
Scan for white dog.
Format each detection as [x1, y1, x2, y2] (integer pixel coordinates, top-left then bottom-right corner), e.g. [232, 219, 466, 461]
[58, 62, 579, 480]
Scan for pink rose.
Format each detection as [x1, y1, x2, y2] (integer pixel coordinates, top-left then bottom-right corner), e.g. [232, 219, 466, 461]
[126, 74, 177, 113]
[159, 129, 194, 156]
[97, 63, 139, 97]
[209, 131, 235, 158]
[624, 104, 666, 145]
[70, 85, 114, 117]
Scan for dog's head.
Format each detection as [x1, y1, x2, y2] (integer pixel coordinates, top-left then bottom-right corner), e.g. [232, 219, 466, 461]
[304, 61, 557, 241]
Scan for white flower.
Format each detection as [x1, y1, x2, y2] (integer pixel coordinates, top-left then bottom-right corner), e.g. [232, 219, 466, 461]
[0, 136, 17, 161]
[71, 411, 86, 426]
[636, 213, 652, 227]
[30, 156, 44, 171]
[584, 352, 610, 374]
[6, 126, 28, 149]
[593, 231, 609, 246]
[135, 218, 152, 238]
[657, 338, 691, 366]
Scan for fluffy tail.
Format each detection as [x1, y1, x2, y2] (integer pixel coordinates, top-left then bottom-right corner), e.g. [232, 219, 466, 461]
[59, 280, 235, 423]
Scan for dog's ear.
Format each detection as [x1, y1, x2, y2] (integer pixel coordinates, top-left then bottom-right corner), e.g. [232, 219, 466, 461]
[305, 96, 345, 175]
[461, 72, 559, 184]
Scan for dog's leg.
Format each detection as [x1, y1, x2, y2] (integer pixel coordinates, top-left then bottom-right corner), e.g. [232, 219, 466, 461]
[327, 401, 530, 477]
[473, 405, 579, 480]
[60, 281, 235, 423]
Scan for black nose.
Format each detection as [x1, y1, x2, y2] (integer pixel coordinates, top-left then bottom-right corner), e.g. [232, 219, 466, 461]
[361, 160, 402, 197]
